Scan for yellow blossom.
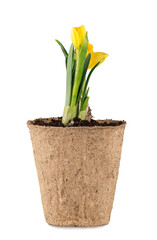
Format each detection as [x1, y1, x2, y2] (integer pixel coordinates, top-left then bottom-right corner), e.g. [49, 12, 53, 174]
[87, 43, 108, 69]
[71, 25, 87, 49]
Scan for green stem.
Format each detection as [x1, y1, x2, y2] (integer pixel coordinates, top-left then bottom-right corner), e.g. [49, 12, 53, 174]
[71, 49, 84, 106]
[62, 105, 78, 125]
[78, 110, 86, 120]
[71, 35, 88, 106]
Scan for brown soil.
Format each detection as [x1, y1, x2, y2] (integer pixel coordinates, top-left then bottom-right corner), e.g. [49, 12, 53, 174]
[31, 117, 125, 127]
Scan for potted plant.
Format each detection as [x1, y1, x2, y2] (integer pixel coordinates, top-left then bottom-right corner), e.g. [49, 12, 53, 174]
[27, 25, 126, 227]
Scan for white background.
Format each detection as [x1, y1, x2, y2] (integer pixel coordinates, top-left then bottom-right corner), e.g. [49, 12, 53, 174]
[0, 0, 157, 239]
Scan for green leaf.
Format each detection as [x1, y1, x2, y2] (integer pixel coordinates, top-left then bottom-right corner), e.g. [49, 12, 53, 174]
[76, 53, 91, 104]
[85, 87, 89, 99]
[82, 97, 89, 111]
[72, 60, 76, 76]
[65, 57, 68, 67]
[80, 87, 89, 112]
[85, 61, 100, 89]
[55, 39, 68, 58]
[71, 60, 76, 95]
[81, 61, 100, 109]
[65, 44, 74, 106]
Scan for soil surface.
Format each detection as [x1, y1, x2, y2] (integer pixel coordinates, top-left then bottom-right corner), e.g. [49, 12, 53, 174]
[31, 117, 125, 127]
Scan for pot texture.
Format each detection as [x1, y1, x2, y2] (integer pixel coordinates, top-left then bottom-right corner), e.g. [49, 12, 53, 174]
[27, 118, 126, 227]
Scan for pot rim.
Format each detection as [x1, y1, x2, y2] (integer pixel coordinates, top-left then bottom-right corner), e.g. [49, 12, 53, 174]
[27, 118, 126, 129]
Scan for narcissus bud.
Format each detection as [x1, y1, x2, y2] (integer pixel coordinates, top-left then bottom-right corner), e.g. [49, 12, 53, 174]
[71, 25, 87, 49]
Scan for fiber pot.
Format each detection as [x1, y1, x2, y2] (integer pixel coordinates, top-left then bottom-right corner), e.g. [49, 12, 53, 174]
[27, 118, 126, 227]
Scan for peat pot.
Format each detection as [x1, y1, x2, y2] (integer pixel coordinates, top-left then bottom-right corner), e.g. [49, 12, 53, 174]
[27, 118, 126, 227]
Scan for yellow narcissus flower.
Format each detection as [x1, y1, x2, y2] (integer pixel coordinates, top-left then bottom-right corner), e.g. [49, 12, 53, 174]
[71, 25, 87, 49]
[87, 43, 108, 69]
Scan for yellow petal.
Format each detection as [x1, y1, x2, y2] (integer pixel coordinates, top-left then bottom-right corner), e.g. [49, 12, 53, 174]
[79, 25, 86, 44]
[88, 52, 108, 69]
[71, 25, 87, 49]
[71, 27, 80, 49]
[87, 43, 94, 54]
